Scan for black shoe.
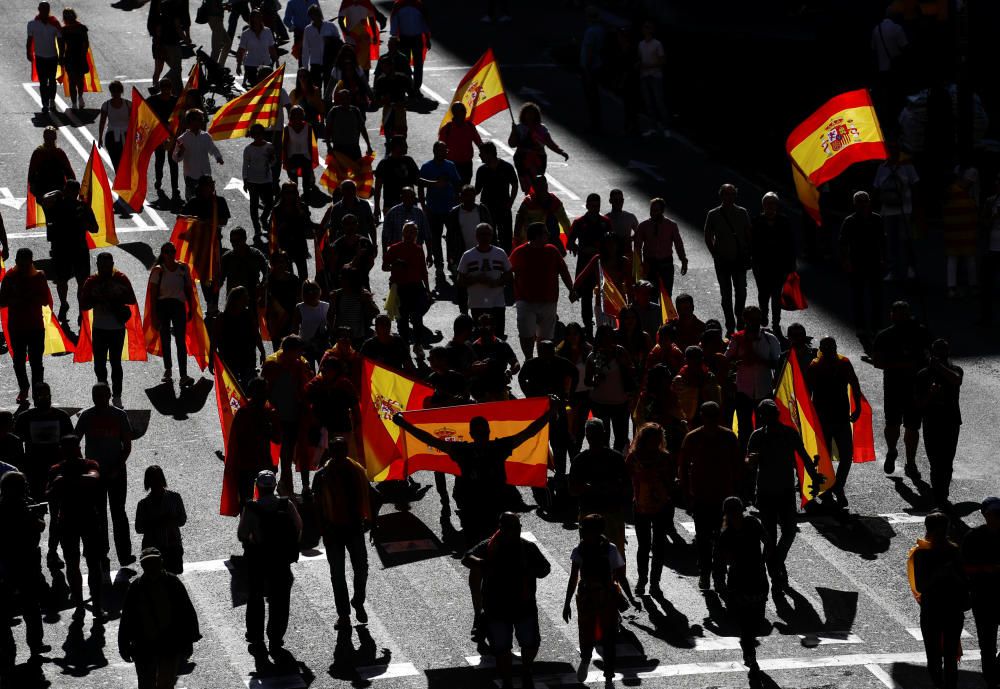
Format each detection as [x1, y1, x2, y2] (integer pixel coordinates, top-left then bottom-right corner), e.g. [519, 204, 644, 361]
[904, 462, 921, 480]
[247, 640, 267, 656]
[353, 603, 368, 624]
[883, 448, 898, 474]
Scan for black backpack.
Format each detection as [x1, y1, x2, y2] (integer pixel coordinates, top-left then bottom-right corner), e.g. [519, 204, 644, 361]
[249, 498, 300, 564]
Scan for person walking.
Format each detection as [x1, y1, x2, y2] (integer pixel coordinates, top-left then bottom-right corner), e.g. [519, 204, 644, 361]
[419, 142, 463, 285]
[726, 306, 781, 450]
[135, 466, 187, 575]
[563, 513, 640, 684]
[238, 470, 302, 657]
[0, 249, 52, 404]
[703, 184, 752, 335]
[806, 336, 862, 508]
[569, 418, 630, 557]
[907, 511, 969, 689]
[839, 191, 887, 341]
[716, 496, 769, 685]
[962, 497, 1000, 689]
[147, 243, 197, 388]
[915, 339, 963, 508]
[28, 126, 75, 203]
[76, 383, 135, 574]
[679, 401, 743, 591]
[625, 422, 678, 595]
[635, 197, 687, 298]
[463, 512, 550, 689]
[507, 103, 568, 192]
[446, 185, 493, 291]
[59, 8, 90, 111]
[225, 378, 283, 511]
[261, 336, 314, 496]
[172, 109, 225, 200]
[27, 1, 61, 114]
[97, 81, 132, 172]
[388, 0, 430, 90]
[79, 252, 139, 406]
[243, 124, 277, 241]
[439, 103, 483, 184]
[750, 192, 795, 334]
[118, 547, 201, 689]
[637, 21, 668, 134]
[43, 180, 97, 320]
[746, 400, 824, 590]
[475, 142, 518, 254]
[312, 436, 371, 628]
[148, 79, 181, 204]
[236, 10, 278, 85]
[456, 223, 510, 337]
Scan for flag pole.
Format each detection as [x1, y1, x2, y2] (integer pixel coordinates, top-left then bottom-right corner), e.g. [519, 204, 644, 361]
[490, 48, 517, 128]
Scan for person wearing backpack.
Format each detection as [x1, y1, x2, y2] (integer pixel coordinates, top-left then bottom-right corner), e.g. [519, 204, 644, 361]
[237, 470, 302, 658]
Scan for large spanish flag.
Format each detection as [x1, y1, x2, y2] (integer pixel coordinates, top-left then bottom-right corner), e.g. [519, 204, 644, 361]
[169, 215, 221, 286]
[399, 397, 551, 488]
[1, 305, 75, 360]
[74, 304, 147, 363]
[360, 357, 433, 481]
[141, 273, 210, 370]
[774, 349, 835, 505]
[169, 63, 201, 136]
[319, 151, 376, 198]
[208, 64, 286, 141]
[438, 49, 509, 130]
[216, 352, 247, 516]
[113, 88, 170, 212]
[25, 187, 46, 229]
[81, 143, 118, 249]
[61, 48, 102, 96]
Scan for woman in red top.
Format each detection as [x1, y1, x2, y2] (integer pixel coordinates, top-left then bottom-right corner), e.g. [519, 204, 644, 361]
[438, 102, 482, 185]
[382, 221, 430, 345]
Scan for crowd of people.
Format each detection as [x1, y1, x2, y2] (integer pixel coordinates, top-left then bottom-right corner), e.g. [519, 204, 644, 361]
[2, 2, 1000, 689]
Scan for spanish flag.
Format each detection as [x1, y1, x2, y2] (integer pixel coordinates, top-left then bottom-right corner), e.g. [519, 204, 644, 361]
[786, 90, 886, 227]
[216, 352, 248, 516]
[360, 357, 433, 481]
[1, 305, 75, 360]
[74, 304, 147, 363]
[169, 63, 200, 136]
[141, 272, 211, 370]
[850, 388, 876, 463]
[81, 143, 118, 249]
[399, 397, 551, 488]
[61, 48, 102, 96]
[340, 0, 381, 69]
[438, 49, 509, 130]
[208, 64, 286, 141]
[169, 215, 221, 286]
[659, 279, 678, 322]
[319, 151, 376, 199]
[113, 88, 170, 212]
[25, 187, 46, 229]
[599, 263, 627, 324]
[774, 349, 835, 505]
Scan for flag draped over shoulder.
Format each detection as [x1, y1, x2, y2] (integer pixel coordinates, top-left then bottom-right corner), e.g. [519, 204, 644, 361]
[399, 397, 551, 487]
[438, 49, 509, 130]
[1, 306, 75, 360]
[774, 349, 835, 505]
[319, 151, 375, 198]
[208, 64, 285, 141]
[61, 47, 101, 95]
[786, 89, 886, 227]
[169, 215, 220, 285]
[25, 188, 46, 229]
[359, 357, 433, 481]
[659, 279, 678, 322]
[81, 143, 118, 248]
[113, 88, 170, 212]
[74, 304, 146, 363]
[141, 271, 210, 370]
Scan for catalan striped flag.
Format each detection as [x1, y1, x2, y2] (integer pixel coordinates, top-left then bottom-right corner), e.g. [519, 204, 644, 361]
[774, 349, 835, 505]
[25, 187, 46, 229]
[360, 357, 433, 481]
[169, 63, 201, 136]
[169, 214, 220, 286]
[74, 304, 147, 363]
[399, 397, 551, 488]
[659, 279, 678, 322]
[319, 151, 376, 198]
[61, 48, 102, 96]
[113, 88, 170, 212]
[141, 271, 211, 370]
[207, 64, 286, 141]
[80, 143, 118, 249]
[438, 49, 509, 130]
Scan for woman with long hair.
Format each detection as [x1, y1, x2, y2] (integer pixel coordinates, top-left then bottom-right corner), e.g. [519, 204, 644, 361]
[327, 44, 372, 109]
[625, 423, 678, 595]
[135, 465, 188, 574]
[507, 102, 568, 192]
[556, 322, 593, 456]
[290, 68, 325, 125]
[97, 80, 132, 171]
[147, 242, 196, 387]
[60, 8, 90, 110]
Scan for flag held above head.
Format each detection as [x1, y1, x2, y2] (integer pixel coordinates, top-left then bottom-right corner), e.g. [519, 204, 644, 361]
[439, 49, 510, 131]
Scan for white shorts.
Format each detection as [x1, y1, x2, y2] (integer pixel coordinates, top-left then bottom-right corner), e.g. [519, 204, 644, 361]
[515, 301, 558, 340]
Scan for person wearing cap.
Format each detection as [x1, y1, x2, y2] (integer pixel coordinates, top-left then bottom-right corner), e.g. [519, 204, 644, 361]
[312, 436, 372, 629]
[237, 469, 302, 657]
[119, 546, 201, 689]
[915, 338, 963, 508]
[46, 434, 103, 621]
[745, 399, 825, 591]
[962, 497, 1000, 689]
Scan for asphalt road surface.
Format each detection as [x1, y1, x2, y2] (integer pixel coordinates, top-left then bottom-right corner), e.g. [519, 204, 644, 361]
[1, 1, 998, 689]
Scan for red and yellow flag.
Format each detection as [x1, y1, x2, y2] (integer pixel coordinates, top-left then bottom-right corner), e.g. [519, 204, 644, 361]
[169, 215, 221, 286]
[61, 48, 102, 96]
[438, 48, 509, 130]
[1, 305, 75, 360]
[208, 64, 286, 141]
[319, 151, 376, 198]
[850, 388, 876, 463]
[81, 143, 118, 248]
[360, 357, 433, 481]
[399, 397, 551, 488]
[216, 351, 247, 516]
[786, 90, 886, 227]
[659, 279, 678, 322]
[141, 272, 211, 370]
[599, 264, 627, 323]
[25, 187, 46, 229]
[74, 304, 147, 363]
[774, 349, 835, 505]
[112, 87, 170, 212]
[169, 63, 201, 136]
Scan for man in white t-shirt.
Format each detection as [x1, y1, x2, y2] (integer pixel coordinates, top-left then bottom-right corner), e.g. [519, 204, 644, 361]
[637, 21, 667, 135]
[300, 5, 341, 85]
[237, 10, 278, 85]
[458, 223, 511, 338]
[26, 2, 61, 113]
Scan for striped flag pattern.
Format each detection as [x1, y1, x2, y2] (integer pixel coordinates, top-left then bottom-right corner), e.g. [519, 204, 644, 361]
[207, 64, 286, 141]
[319, 151, 376, 198]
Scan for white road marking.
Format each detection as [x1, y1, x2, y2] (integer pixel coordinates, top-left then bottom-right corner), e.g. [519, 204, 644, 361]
[247, 675, 306, 689]
[879, 513, 928, 525]
[356, 661, 420, 680]
[905, 627, 973, 641]
[798, 632, 865, 645]
[865, 663, 905, 689]
[225, 177, 251, 200]
[0, 187, 26, 210]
